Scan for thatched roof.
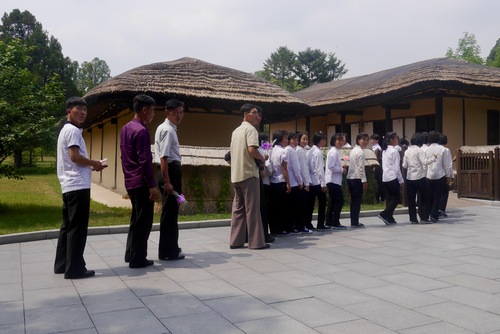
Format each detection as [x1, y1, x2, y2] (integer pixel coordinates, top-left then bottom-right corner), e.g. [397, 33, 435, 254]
[295, 58, 500, 113]
[83, 57, 309, 126]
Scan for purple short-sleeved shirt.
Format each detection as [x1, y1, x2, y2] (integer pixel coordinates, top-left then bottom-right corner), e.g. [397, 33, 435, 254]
[120, 118, 156, 190]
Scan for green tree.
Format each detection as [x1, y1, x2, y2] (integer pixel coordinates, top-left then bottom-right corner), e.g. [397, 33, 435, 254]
[76, 57, 112, 94]
[257, 46, 347, 92]
[486, 38, 500, 68]
[256, 46, 302, 92]
[0, 9, 79, 97]
[295, 47, 347, 88]
[0, 39, 64, 177]
[446, 32, 484, 64]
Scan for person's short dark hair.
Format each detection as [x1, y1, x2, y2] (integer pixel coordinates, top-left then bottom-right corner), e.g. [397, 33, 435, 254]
[429, 131, 442, 144]
[411, 132, 424, 147]
[330, 133, 343, 146]
[297, 131, 308, 142]
[356, 132, 369, 145]
[381, 132, 398, 150]
[66, 97, 87, 110]
[312, 131, 327, 145]
[240, 103, 259, 115]
[133, 94, 155, 113]
[288, 132, 298, 141]
[272, 130, 288, 146]
[422, 132, 430, 145]
[370, 134, 381, 142]
[440, 135, 448, 145]
[259, 132, 269, 143]
[165, 99, 184, 110]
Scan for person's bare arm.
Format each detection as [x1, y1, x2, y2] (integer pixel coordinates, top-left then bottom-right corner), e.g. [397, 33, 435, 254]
[69, 146, 105, 171]
[160, 157, 174, 194]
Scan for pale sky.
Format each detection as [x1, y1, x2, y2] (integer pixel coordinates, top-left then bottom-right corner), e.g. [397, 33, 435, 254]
[2, 0, 499, 79]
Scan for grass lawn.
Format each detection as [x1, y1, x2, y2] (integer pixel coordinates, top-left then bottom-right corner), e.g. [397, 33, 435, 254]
[0, 164, 384, 235]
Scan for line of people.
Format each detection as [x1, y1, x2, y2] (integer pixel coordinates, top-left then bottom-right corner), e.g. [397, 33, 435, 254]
[257, 129, 454, 239]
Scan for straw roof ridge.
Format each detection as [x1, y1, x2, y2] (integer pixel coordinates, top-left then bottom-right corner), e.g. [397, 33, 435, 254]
[295, 58, 500, 107]
[85, 57, 306, 105]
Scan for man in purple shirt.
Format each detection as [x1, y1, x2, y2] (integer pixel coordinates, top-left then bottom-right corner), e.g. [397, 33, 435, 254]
[120, 94, 160, 268]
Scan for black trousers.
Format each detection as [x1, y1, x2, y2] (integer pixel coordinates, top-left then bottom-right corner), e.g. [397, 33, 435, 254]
[260, 181, 270, 236]
[269, 182, 286, 234]
[125, 185, 154, 265]
[347, 179, 363, 225]
[406, 178, 430, 221]
[428, 176, 446, 220]
[284, 186, 300, 232]
[297, 187, 308, 230]
[439, 182, 450, 213]
[380, 179, 400, 223]
[54, 189, 90, 276]
[306, 184, 326, 228]
[326, 183, 344, 226]
[157, 161, 182, 259]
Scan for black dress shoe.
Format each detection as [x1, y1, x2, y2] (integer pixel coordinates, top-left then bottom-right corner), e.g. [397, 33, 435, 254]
[229, 245, 245, 249]
[64, 270, 95, 279]
[160, 253, 185, 260]
[129, 259, 154, 268]
[265, 235, 275, 243]
[251, 244, 270, 250]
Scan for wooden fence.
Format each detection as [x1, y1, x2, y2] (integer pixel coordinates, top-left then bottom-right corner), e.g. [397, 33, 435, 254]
[456, 147, 500, 200]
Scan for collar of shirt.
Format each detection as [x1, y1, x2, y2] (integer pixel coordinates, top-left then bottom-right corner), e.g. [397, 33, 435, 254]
[166, 118, 177, 131]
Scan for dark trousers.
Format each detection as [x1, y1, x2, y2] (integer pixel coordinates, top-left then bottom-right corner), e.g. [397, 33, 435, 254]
[125, 185, 154, 265]
[269, 182, 286, 234]
[157, 161, 182, 259]
[306, 184, 326, 228]
[297, 187, 308, 230]
[260, 181, 270, 236]
[326, 183, 344, 226]
[380, 179, 400, 223]
[428, 176, 446, 220]
[406, 178, 430, 221]
[347, 179, 363, 225]
[440, 182, 450, 213]
[54, 189, 90, 276]
[284, 186, 300, 232]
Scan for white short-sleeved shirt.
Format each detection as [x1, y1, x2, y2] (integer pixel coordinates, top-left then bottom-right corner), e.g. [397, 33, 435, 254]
[154, 119, 181, 164]
[325, 146, 343, 186]
[57, 123, 91, 193]
[270, 144, 287, 184]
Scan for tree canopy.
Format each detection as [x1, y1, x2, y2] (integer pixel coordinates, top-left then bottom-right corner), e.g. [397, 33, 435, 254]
[0, 39, 64, 178]
[445, 32, 485, 65]
[486, 38, 500, 68]
[0, 9, 79, 98]
[256, 46, 347, 92]
[75, 57, 112, 94]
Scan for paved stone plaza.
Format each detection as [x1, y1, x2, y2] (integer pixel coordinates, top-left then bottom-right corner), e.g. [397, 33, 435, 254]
[2, 203, 500, 333]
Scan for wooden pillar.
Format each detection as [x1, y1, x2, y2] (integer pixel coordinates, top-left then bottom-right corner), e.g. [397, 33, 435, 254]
[462, 98, 466, 145]
[435, 95, 443, 133]
[340, 112, 346, 133]
[385, 107, 392, 132]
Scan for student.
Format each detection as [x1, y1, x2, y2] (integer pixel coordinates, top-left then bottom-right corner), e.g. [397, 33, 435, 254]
[284, 132, 304, 233]
[121, 94, 160, 268]
[325, 133, 347, 229]
[402, 133, 435, 223]
[370, 133, 384, 203]
[347, 132, 369, 228]
[378, 132, 404, 225]
[269, 130, 291, 235]
[296, 132, 313, 231]
[425, 132, 453, 223]
[438, 135, 453, 218]
[306, 131, 329, 230]
[54, 97, 107, 279]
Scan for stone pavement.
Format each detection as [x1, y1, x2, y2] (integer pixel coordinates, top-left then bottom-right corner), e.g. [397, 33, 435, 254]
[3, 202, 500, 333]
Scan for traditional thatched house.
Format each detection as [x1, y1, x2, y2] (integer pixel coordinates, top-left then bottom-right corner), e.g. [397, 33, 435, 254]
[82, 57, 309, 197]
[272, 58, 500, 160]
